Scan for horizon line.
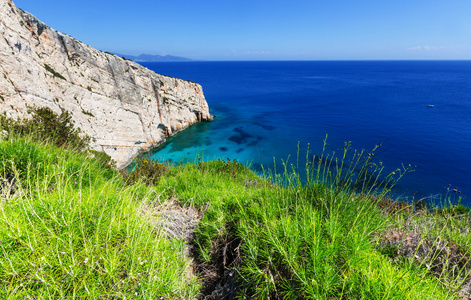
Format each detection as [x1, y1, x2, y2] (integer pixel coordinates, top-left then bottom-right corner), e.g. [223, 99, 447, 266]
[138, 59, 471, 62]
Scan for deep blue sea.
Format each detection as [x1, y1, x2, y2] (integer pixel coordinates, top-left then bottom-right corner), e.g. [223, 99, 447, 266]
[142, 61, 471, 205]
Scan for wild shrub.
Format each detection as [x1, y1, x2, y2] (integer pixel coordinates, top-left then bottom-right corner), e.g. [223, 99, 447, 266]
[0, 106, 90, 150]
[122, 154, 168, 186]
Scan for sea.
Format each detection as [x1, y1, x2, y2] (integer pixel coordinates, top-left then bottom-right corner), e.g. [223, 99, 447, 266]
[141, 61, 471, 205]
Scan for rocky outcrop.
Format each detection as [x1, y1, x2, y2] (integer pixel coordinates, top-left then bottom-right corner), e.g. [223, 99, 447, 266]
[0, 0, 212, 168]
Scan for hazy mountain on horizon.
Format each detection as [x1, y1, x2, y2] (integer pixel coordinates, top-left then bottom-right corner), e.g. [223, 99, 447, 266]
[112, 53, 193, 62]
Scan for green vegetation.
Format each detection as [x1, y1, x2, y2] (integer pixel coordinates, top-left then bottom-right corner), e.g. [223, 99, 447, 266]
[81, 108, 94, 117]
[0, 139, 199, 298]
[87, 86, 92, 92]
[122, 155, 168, 186]
[0, 106, 90, 150]
[1, 111, 470, 298]
[44, 64, 66, 81]
[151, 151, 469, 299]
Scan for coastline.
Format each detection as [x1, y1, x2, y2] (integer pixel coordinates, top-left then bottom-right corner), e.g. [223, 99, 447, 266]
[119, 114, 215, 170]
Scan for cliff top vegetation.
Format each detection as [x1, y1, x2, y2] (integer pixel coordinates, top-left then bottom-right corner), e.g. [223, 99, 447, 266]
[1, 110, 471, 299]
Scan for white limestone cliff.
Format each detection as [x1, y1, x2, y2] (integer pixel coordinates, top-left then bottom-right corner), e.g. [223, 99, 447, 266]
[0, 0, 212, 168]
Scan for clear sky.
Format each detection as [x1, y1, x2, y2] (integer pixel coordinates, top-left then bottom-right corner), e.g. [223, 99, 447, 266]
[12, 0, 471, 60]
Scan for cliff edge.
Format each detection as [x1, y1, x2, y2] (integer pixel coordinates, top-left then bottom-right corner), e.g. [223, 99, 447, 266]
[0, 0, 212, 168]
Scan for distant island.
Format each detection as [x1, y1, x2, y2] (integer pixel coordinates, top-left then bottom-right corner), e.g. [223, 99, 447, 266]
[112, 53, 193, 62]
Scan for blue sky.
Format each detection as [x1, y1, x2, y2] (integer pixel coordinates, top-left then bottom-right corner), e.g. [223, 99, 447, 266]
[13, 0, 471, 60]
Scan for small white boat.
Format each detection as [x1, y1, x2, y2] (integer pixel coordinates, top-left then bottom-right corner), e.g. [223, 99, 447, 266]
[426, 104, 434, 108]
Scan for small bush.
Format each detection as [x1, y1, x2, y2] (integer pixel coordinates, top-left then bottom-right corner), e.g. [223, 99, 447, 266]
[0, 106, 90, 150]
[122, 154, 168, 186]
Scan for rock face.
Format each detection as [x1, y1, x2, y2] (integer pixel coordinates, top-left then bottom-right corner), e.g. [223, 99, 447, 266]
[0, 0, 212, 168]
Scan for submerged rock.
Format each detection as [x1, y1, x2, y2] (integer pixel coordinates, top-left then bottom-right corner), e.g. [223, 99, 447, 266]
[0, 0, 212, 168]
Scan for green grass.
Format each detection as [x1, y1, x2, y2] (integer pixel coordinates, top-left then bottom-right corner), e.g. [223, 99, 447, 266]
[152, 153, 462, 299]
[1, 129, 470, 298]
[0, 137, 200, 298]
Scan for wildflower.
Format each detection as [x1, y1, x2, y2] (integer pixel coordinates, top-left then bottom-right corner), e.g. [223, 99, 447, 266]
[83, 258, 89, 264]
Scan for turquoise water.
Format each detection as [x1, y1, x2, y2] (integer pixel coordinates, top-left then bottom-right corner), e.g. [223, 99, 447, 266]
[142, 61, 471, 204]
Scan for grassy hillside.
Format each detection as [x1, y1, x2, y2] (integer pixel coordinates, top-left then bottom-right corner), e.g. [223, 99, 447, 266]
[1, 111, 470, 298]
[0, 138, 201, 298]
